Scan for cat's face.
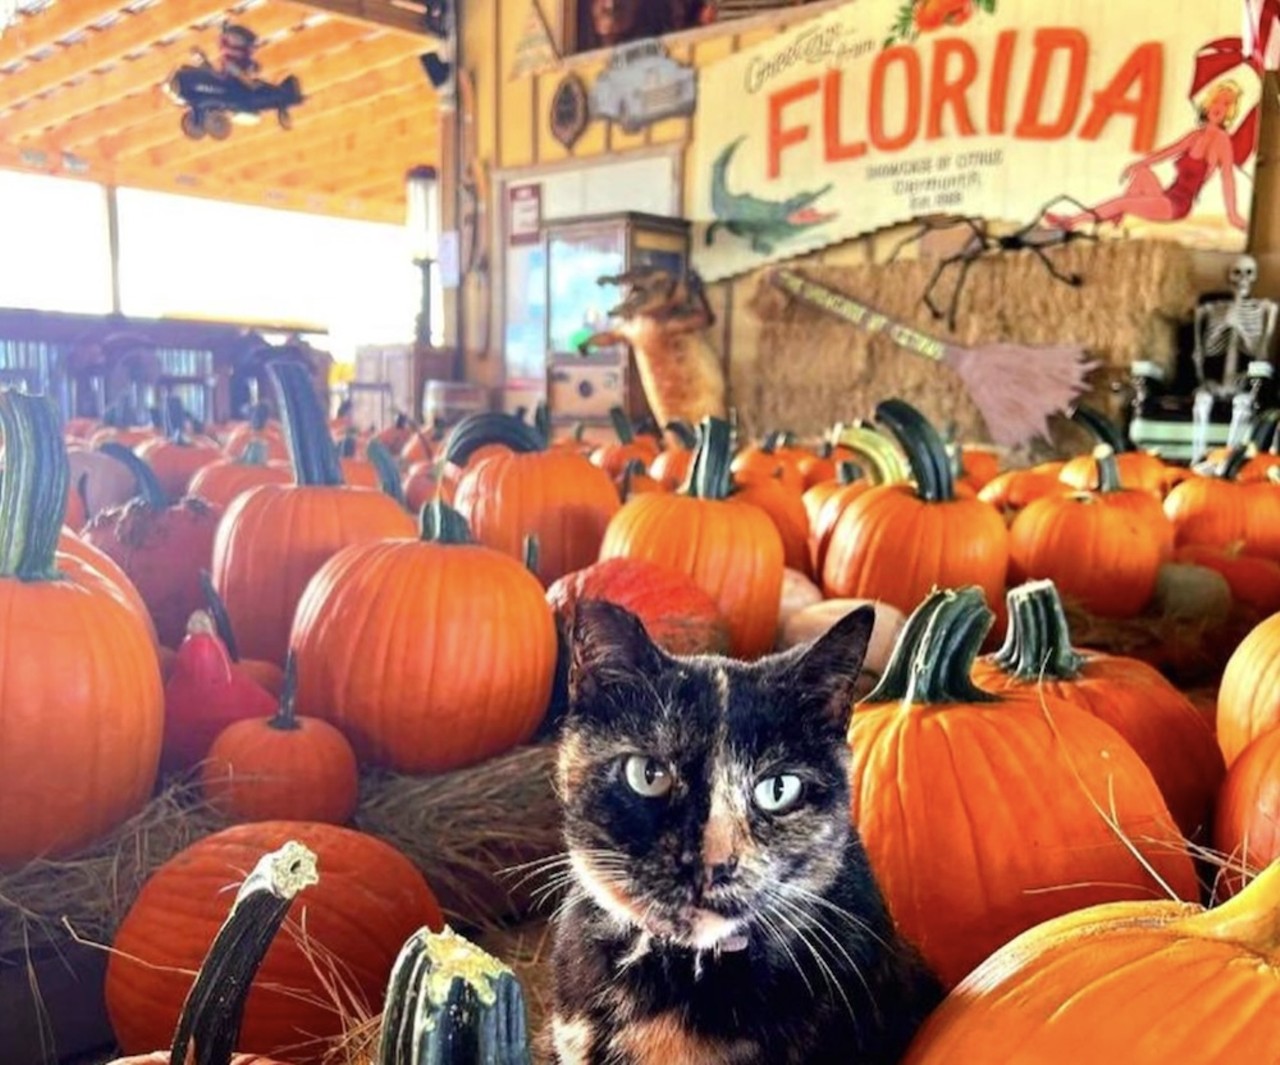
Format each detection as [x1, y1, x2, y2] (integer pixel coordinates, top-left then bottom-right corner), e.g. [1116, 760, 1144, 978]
[559, 601, 873, 952]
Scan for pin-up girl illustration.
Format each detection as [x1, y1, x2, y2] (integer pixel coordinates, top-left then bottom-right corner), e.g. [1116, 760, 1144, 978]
[1050, 80, 1249, 233]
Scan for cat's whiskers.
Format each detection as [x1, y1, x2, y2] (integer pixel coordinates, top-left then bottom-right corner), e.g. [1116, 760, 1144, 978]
[770, 890, 879, 1026]
[782, 884, 895, 952]
[760, 886, 860, 1027]
[751, 906, 815, 998]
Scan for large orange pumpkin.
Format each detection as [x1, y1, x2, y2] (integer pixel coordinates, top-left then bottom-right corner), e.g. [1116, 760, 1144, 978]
[448, 411, 620, 587]
[972, 580, 1224, 839]
[1076, 445, 1174, 560]
[851, 587, 1198, 988]
[1213, 728, 1280, 897]
[902, 861, 1280, 1063]
[547, 556, 730, 657]
[212, 361, 415, 665]
[1217, 609, 1280, 766]
[823, 400, 1009, 618]
[1160, 447, 1280, 552]
[58, 528, 158, 646]
[187, 440, 292, 510]
[599, 416, 784, 659]
[1059, 404, 1166, 497]
[292, 502, 556, 773]
[805, 461, 870, 576]
[0, 392, 163, 866]
[106, 822, 443, 1062]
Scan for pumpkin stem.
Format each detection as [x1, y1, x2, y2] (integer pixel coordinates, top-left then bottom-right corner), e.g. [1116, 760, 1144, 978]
[148, 405, 164, 431]
[199, 571, 242, 661]
[1218, 445, 1250, 481]
[0, 391, 68, 581]
[1093, 444, 1123, 494]
[376, 925, 531, 1065]
[760, 432, 779, 455]
[420, 500, 473, 545]
[523, 534, 539, 575]
[621, 458, 648, 499]
[337, 431, 359, 459]
[608, 405, 635, 444]
[864, 587, 999, 704]
[572, 421, 586, 443]
[665, 420, 697, 449]
[97, 442, 169, 510]
[533, 403, 552, 446]
[74, 471, 90, 525]
[271, 360, 345, 487]
[164, 396, 190, 445]
[247, 402, 270, 433]
[237, 439, 269, 467]
[166, 841, 319, 1065]
[443, 412, 545, 467]
[875, 399, 953, 503]
[687, 417, 734, 500]
[268, 654, 302, 732]
[1170, 860, 1280, 959]
[1249, 408, 1280, 451]
[836, 461, 862, 485]
[988, 580, 1085, 681]
[1071, 403, 1130, 453]
[368, 440, 406, 505]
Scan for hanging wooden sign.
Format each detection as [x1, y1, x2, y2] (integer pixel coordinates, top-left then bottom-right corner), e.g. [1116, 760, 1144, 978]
[768, 268, 1096, 447]
[550, 73, 590, 150]
[509, 0, 559, 81]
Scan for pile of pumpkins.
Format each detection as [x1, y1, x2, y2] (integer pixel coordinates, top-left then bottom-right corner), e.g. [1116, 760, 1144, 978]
[0, 369, 1277, 1061]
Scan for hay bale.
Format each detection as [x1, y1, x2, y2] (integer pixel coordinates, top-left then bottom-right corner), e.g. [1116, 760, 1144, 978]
[355, 745, 562, 933]
[0, 779, 224, 957]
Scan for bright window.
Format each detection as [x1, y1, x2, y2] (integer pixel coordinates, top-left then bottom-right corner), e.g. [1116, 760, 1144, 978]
[0, 170, 113, 314]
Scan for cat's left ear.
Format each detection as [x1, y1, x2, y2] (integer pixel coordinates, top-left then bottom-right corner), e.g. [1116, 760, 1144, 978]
[784, 604, 875, 731]
[568, 599, 666, 711]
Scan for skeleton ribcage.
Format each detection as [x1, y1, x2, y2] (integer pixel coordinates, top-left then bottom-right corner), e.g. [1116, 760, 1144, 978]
[1204, 298, 1270, 357]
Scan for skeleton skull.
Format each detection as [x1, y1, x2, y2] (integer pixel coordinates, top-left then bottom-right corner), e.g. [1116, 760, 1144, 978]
[1229, 254, 1258, 297]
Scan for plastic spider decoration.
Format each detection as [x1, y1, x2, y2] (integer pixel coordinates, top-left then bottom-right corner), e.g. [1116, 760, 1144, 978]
[887, 195, 1103, 331]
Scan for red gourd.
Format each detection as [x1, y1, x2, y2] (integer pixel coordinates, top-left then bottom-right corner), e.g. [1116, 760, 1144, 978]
[82, 443, 222, 649]
[162, 611, 277, 773]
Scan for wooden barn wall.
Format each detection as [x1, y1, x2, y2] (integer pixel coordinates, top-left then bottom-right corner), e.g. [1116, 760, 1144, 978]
[458, 1, 1280, 450]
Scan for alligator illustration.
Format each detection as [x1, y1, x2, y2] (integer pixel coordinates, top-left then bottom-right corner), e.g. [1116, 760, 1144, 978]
[706, 137, 836, 255]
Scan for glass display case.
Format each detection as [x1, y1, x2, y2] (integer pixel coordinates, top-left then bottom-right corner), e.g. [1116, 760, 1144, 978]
[540, 212, 690, 430]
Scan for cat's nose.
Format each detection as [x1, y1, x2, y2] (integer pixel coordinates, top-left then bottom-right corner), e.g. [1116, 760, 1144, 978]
[703, 855, 739, 889]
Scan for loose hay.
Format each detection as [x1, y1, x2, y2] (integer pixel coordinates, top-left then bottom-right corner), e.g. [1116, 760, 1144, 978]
[0, 778, 225, 957]
[355, 745, 563, 933]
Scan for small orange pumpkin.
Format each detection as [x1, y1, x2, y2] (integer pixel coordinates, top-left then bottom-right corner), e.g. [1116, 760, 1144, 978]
[591, 406, 661, 483]
[1213, 728, 1280, 897]
[1060, 404, 1166, 497]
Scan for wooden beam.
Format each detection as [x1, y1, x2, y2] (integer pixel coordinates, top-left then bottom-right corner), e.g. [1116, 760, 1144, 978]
[254, 138, 434, 192]
[1, 5, 317, 141]
[0, 0, 129, 69]
[294, 0, 432, 39]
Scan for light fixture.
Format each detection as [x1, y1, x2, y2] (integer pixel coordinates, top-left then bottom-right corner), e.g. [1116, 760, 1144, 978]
[405, 165, 441, 346]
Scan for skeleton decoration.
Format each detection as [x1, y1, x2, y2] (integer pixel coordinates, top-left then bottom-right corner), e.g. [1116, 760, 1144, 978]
[1191, 255, 1278, 461]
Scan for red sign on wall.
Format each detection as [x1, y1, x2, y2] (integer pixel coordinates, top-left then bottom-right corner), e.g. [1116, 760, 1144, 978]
[508, 183, 543, 246]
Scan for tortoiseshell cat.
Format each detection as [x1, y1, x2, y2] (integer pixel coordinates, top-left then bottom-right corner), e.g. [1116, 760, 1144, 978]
[549, 601, 941, 1065]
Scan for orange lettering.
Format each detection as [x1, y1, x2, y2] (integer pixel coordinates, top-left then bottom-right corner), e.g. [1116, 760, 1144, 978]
[823, 69, 867, 162]
[1079, 42, 1163, 152]
[988, 30, 1017, 134]
[869, 46, 922, 152]
[927, 37, 978, 139]
[1015, 28, 1088, 140]
[767, 78, 820, 179]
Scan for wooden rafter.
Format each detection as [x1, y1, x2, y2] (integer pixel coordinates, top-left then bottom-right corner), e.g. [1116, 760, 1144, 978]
[0, 0, 132, 68]
[246, 125, 435, 189]
[295, 0, 433, 39]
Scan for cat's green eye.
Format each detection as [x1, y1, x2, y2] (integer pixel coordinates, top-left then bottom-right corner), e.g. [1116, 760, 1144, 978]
[622, 755, 673, 798]
[754, 774, 803, 813]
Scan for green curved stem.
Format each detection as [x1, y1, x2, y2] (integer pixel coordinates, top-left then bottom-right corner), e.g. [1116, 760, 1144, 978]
[268, 655, 301, 732]
[989, 580, 1085, 681]
[665, 421, 697, 449]
[443, 412, 545, 467]
[864, 587, 999, 704]
[98, 442, 169, 510]
[816, 440, 833, 459]
[166, 841, 318, 1065]
[1071, 404, 1129, 453]
[237, 439, 269, 466]
[248, 402, 270, 432]
[571, 422, 586, 443]
[164, 396, 190, 445]
[1093, 447, 1123, 494]
[687, 417, 734, 500]
[875, 398, 953, 503]
[200, 569, 241, 661]
[621, 459, 649, 498]
[270, 360, 345, 487]
[1250, 408, 1280, 451]
[368, 440, 406, 505]
[836, 461, 862, 485]
[337, 431, 359, 459]
[523, 535, 539, 575]
[420, 500, 473, 544]
[608, 406, 634, 444]
[1220, 445, 1250, 481]
[0, 391, 68, 581]
[533, 403, 552, 447]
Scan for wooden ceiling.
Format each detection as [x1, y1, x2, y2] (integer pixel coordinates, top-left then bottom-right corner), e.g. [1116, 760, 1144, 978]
[0, 0, 440, 223]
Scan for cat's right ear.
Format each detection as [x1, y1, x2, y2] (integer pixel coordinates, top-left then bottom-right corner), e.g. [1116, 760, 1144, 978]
[785, 604, 875, 732]
[568, 599, 665, 710]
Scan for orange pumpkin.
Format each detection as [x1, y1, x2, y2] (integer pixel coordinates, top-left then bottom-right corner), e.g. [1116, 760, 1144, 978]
[851, 587, 1198, 988]
[1213, 729, 1280, 897]
[1162, 448, 1258, 550]
[68, 442, 139, 518]
[199, 572, 286, 697]
[648, 420, 698, 490]
[978, 464, 1068, 516]
[805, 462, 869, 577]
[57, 528, 158, 646]
[1174, 542, 1280, 616]
[107, 822, 443, 1062]
[187, 440, 292, 510]
[1060, 404, 1166, 497]
[212, 362, 415, 665]
[1008, 484, 1162, 619]
[402, 459, 439, 512]
[1217, 610, 1280, 766]
[972, 580, 1224, 840]
[621, 458, 664, 499]
[0, 392, 163, 866]
[795, 440, 857, 489]
[447, 412, 620, 586]
[600, 417, 784, 659]
[591, 406, 660, 482]
[221, 403, 290, 463]
[135, 399, 222, 503]
[1070, 446, 1174, 560]
[731, 432, 806, 494]
[373, 411, 417, 455]
[801, 459, 862, 530]
[823, 400, 1009, 618]
[902, 862, 1280, 1063]
[292, 502, 556, 773]
[733, 468, 813, 576]
[958, 445, 1000, 490]
[201, 656, 358, 824]
[399, 423, 441, 466]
